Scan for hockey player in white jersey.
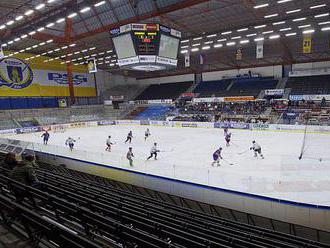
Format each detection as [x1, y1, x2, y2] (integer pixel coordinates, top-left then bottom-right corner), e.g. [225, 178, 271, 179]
[65, 137, 76, 151]
[147, 143, 160, 160]
[250, 141, 264, 159]
[126, 147, 134, 166]
[105, 136, 114, 152]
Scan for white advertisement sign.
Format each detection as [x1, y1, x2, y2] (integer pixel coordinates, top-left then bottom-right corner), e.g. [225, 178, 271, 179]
[156, 56, 177, 66]
[264, 89, 284, 96]
[289, 68, 330, 77]
[192, 97, 224, 103]
[118, 56, 139, 66]
[139, 55, 156, 63]
[120, 24, 132, 33]
[170, 28, 182, 38]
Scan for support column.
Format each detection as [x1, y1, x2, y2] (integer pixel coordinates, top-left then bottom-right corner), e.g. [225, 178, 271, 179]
[65, 18, 75, 105]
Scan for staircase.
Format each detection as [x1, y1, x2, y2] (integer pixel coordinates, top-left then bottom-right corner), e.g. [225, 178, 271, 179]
[276, 77, 288, 89]
[135, 105, 172, 120]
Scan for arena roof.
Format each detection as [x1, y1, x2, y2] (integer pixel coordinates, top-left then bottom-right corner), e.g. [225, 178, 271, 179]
[1, 0, 330, 78]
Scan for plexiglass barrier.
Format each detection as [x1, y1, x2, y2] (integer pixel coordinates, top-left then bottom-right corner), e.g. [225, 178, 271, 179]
[1, 134, 330, 206]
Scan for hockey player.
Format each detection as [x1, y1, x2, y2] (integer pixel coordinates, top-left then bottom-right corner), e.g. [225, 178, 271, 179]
[65, 137, 76, 151]
[225, 132, 231, 147]
[212, 147, 223, 166]
[41, 130, 50, 145]
[105, 136, 114, 152]
[147, 143, 160, 160]
[223, 126, 229, 136]
[144, 128, 151, 141]
[250, 141, 264, 159]
[125, 131, 133, 144]
[126, 147, 134, 166]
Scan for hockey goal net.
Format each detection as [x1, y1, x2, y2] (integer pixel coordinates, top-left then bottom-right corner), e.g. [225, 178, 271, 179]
[53, 125, 67, 133]
[299, 123, 330, 162]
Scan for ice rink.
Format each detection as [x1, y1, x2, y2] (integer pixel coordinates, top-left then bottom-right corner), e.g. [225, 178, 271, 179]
[8, 124, 330, 206]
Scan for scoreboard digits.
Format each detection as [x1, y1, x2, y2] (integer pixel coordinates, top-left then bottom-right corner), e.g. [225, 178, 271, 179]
[133, 31, 160, 54]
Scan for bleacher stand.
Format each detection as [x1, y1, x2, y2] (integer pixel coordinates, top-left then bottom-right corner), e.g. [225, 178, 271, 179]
[286, 75, 330, 95]
[193, 77, 278, 97]
[135, 105, 173, 120]
[0, 152, 329, 248]
[193, 79, 232, 97]
[135, 82, 193, 100]
[228, 77, 278, 97]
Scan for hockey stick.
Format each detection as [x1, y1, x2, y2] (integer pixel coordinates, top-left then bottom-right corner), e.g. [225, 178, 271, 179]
[230, 141, 240, 148]
[298, 120, 308, 160]
[222, 158, 234, 166]
[160, 149, 174, 152]
[237, 148, 250, 155]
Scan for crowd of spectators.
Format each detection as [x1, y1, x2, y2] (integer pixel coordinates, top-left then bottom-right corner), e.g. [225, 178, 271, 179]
[172, 115, 211, 122]
[179, 101, 268, 116]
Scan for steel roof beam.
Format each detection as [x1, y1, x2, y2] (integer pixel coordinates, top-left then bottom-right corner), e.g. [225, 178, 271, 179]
[72, 0, 210, 41]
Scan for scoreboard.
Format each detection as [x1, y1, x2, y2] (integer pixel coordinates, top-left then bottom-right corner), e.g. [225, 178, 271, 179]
[110, 23, 181, 71]
[133, 30, 160, 54]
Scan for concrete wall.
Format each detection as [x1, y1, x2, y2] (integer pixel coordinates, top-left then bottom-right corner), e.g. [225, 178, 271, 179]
[137, 74, 194, 85]
[203, 65, 283, 81]
[137, 65, 283, 86]
[293, 61, 330, 70]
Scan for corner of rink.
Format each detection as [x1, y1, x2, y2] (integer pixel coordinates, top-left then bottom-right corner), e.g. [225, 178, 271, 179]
[6, 122, 330, 232]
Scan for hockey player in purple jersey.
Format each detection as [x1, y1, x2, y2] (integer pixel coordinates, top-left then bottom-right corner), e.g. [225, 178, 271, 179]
[125, 131, 133, 144]
[225, 132, 231, 147]
[212, 147, 223, 166]
[41, 131, 50, 145]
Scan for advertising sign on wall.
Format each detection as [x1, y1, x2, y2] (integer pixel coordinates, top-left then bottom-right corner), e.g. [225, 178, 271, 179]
[264, 89, 284, 96]
[0, 55, 96, 97]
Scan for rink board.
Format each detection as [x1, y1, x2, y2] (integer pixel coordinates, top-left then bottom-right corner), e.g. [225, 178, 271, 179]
[2, 119, 330, 232]
[38, 150, 330, 232]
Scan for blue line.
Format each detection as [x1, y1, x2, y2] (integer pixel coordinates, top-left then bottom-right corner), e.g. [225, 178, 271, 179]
[36, 150, 330, 211]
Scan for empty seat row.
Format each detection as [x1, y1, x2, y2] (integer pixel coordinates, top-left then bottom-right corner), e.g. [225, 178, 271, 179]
[135, 82, 193, 100]
[287, 75, 330, 95]
[193, 78, 278, 97]
[0, 160, 329, 248]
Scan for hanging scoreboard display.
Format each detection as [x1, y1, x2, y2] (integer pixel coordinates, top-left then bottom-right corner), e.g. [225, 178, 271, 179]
[110, 23, 181, 71]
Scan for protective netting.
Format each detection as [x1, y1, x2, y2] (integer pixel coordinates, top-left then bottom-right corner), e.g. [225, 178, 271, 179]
[299, 125, 330, 162]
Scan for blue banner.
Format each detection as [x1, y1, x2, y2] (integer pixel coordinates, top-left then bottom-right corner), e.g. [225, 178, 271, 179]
[16, 126, 42, 134]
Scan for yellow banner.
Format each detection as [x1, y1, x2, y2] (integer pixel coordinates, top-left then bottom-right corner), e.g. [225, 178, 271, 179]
[0, 52, 96, 97]
[224, 96, 255, 102]
[303, 36, 312, 54]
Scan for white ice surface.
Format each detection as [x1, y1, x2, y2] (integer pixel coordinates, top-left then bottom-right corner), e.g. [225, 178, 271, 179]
[7, 125, 330, 206]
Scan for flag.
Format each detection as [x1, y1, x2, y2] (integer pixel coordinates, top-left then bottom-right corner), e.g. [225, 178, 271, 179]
[0, 46, 4, 59]
[199, 54, 204, 65]
[87, 59, 97, 73]
[256, 42, 263, 59]
[303, 36, 312, 54]
[184, 53, 190, 67]
[236, 48, 242, 60]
